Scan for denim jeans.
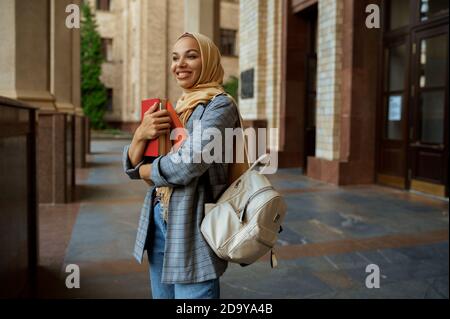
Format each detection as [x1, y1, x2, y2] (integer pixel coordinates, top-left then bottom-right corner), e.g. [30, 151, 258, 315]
[147, 202, 220, 299]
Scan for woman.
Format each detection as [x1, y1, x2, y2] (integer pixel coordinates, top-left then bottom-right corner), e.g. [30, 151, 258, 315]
[123, 32, 239, 299]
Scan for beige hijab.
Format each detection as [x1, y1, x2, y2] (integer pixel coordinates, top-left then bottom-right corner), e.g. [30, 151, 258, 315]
[158, 32, 226, 221]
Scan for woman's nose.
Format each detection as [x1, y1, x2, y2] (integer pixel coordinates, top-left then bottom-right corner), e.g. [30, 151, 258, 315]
[178, 56, 187, 67]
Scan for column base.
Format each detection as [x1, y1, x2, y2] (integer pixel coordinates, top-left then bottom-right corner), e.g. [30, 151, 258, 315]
[306, 156, 375, 185]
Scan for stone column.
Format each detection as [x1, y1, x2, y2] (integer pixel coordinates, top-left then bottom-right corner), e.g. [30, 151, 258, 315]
[0, 0, 55, 110]
[52, 0, 86, 174]
[184, 0, 220, 45]
[0, 0, 65, 204]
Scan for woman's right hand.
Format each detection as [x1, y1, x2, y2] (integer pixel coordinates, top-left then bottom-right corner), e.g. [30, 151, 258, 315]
[137, 102, 172, 141]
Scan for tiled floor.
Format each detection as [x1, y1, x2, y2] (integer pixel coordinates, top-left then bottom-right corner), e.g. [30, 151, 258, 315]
[37, 139, 449, 299]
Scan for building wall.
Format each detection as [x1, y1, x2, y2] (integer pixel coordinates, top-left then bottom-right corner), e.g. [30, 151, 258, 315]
[239, 0, 282, 150]
[238, 0, 381, 186]
[239, 0, 261, 119]
[91, 0, 239, 126]
[94, 0, 124, 122]
[221, 0, 239, 82]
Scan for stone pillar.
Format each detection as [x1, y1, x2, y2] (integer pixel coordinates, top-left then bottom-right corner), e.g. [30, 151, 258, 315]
[306, 0, 380, 185]
[0, 0, 62, 203]
[0, 0, 83, 203]
[51, 0, 81, 177]
[38, 113, 68, 203]
[184, 0, 220, 45]
[305, 0, 344, 183]
[0, 0, 55, 110]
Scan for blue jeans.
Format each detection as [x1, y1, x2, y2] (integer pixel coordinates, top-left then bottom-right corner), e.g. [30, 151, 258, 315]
[147, 202, 220, 299]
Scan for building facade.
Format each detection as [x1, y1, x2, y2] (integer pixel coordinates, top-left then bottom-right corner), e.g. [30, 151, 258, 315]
[239, 0, 448, 197]
[90, 0, 239, 131]
[90, 0, 448, 198]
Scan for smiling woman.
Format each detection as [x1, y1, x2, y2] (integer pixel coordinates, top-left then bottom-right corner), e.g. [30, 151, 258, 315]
[123, 32, 240, 299]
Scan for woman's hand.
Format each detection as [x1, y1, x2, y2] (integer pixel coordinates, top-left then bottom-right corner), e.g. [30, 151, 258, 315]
[136, 102, 171, 141]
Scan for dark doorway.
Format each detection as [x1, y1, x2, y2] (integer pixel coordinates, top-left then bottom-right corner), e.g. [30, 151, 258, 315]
[303, 5, 318, 171]
[280, 0, 318, 170]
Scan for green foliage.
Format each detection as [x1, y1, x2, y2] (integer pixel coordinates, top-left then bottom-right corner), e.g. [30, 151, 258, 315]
[223, 75, 239, 102]
[81, 2, 107, 129]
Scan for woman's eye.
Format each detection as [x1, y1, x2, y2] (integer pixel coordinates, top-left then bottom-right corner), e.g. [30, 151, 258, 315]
[172, 57, 178, 61]
[188, 55, 197, 59]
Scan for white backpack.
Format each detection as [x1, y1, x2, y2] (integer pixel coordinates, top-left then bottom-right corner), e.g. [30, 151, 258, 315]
[201, 154, 287, 268]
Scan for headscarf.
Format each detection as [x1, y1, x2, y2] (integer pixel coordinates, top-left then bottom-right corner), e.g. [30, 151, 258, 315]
[158, 32, 226, 221]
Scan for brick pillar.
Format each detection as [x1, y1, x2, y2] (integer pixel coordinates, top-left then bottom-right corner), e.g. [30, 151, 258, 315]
[307, 0, 380, 185]
[306, 0, 344, 183]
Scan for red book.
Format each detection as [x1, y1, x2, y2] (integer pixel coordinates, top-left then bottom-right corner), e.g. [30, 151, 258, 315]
[141, 98, 185, 158]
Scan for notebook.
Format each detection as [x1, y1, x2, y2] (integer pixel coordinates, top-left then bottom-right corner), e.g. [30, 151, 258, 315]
[141, 98, 185, 159]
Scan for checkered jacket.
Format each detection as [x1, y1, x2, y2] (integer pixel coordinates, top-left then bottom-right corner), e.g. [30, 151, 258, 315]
[123, 94, 239, 283]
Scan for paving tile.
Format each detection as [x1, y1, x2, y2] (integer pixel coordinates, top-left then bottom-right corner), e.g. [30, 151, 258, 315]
[36, 138, 448, 299]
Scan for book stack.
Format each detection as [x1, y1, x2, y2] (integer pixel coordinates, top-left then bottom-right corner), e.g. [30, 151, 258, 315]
[141, 98, 184, 160]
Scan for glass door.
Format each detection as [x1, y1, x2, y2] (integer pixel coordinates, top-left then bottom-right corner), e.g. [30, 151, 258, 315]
[409, 26, 448, 196]
[377, 38, 410, 188]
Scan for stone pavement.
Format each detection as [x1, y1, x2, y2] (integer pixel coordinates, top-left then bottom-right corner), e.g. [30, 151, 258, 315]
[37, 139, 449, 299]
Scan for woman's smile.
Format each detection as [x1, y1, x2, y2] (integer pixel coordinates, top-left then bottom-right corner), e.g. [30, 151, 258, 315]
[176, 71, 192, 80]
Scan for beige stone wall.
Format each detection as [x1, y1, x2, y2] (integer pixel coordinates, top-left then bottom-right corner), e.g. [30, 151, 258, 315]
[167, 0, 185, 104]
[92, 0, 238, 124]
[316, 0, 343, 161]
[239, 0, 259, 119]
[238, 0, 345, 156]
[264, 0, 282, 150]
[88, 0, 124, 121]
[221, 0, 239, 83]
[239, 0, 281, 150]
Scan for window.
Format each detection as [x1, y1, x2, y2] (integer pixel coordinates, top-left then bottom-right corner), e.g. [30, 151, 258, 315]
[106, 88, 113, 112]
[420, 0, 449, 21]
[220, 29, 237, 56]
[96, 0, 111, 11]
[101, 38, 113, 62]
[240, 68, 254, 99]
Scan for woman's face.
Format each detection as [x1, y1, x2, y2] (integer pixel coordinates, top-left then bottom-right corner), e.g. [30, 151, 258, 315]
[171, 37, 202, 89]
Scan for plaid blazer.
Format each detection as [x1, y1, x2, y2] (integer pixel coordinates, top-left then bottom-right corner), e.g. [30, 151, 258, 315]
[123, 94, 239, 283]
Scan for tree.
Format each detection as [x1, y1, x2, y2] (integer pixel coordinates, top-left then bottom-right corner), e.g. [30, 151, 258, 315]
[223, 75, 239, 102]
[81, 2, 107, 129]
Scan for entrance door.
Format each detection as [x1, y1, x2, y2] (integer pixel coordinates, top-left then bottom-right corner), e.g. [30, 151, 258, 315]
[409, 26, 448, 196]
[378, 38, 410, 189]
[377, 0, 449, 197]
